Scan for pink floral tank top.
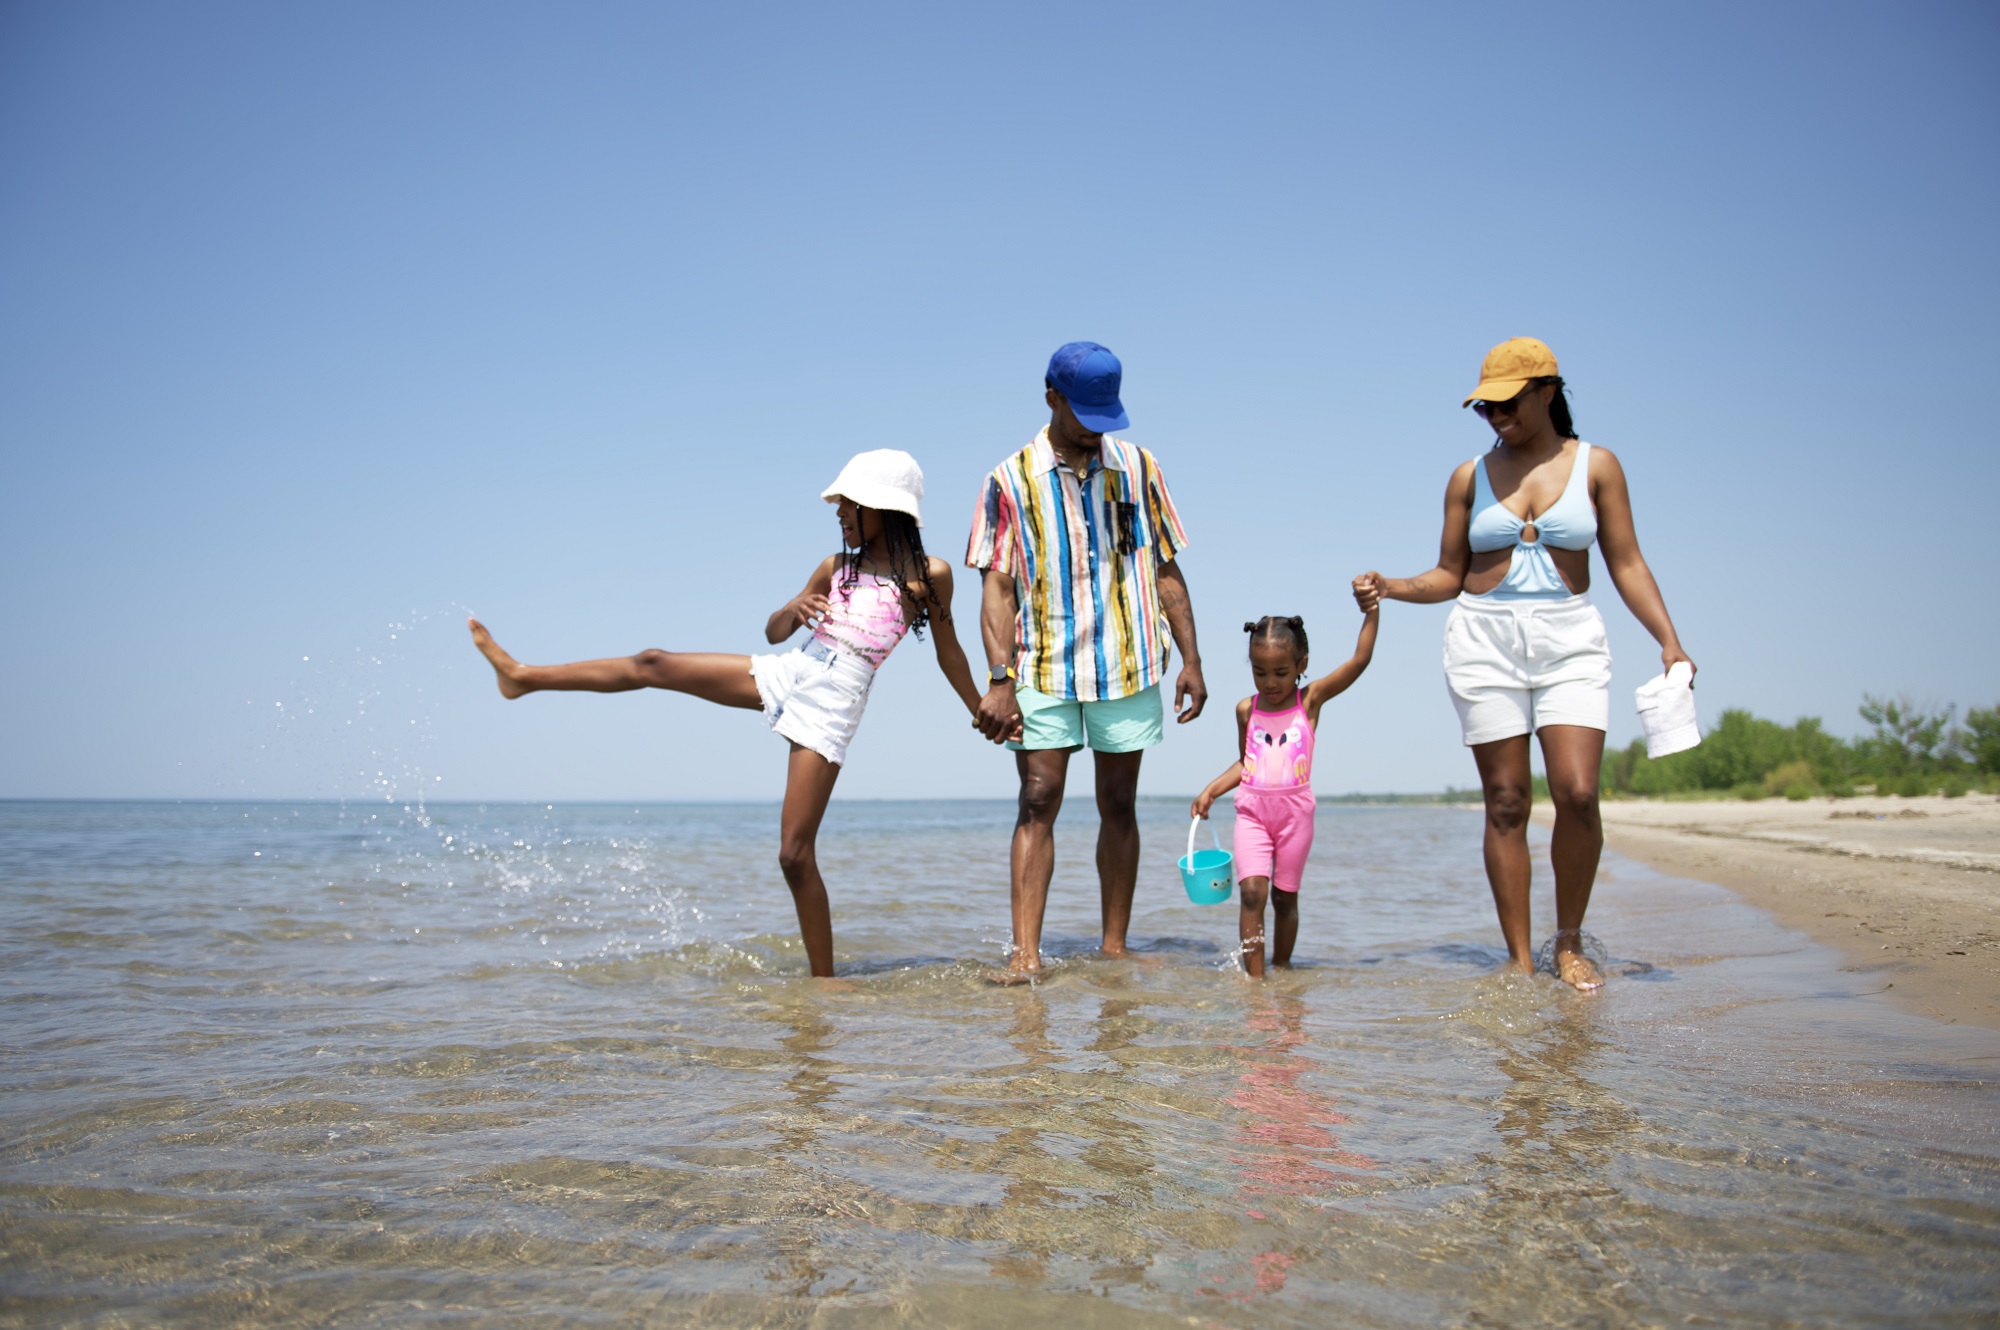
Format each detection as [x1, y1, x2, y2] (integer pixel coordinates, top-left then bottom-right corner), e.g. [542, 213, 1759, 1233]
[1241, 690, 1315, 792]
[811, 570, 913, 669]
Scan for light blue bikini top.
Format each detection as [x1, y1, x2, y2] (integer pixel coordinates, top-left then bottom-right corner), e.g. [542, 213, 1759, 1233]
[1467, 441, 1595, 600]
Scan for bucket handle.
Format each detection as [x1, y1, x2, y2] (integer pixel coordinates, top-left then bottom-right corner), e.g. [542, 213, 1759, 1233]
[1186, 815, 1220, 862]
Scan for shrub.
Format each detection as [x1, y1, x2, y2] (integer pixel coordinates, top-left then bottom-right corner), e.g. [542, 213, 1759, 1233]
[1965, 705, 2000, 774]
[1764, 760, 1817, 798]
[1941, 774, 1970, 798]
[1893, 772, 1933, 797]
[1730, 782, 1768, 800]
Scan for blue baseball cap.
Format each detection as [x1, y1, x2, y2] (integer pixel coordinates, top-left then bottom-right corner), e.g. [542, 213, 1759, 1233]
[1046, 341, 1130, 433]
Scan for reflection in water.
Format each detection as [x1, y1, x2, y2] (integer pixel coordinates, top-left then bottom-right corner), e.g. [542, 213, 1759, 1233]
[752, 995, 846, 1298]
[1205, 991, 1380, 1302]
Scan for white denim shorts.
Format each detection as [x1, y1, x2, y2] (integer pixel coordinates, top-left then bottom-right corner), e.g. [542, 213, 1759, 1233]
[1443, 593, 1611, 746]
[749, 639, 876, 767]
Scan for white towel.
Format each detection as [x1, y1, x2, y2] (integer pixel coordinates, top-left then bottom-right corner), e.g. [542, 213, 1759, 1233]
[1634, 661, 1700, 758]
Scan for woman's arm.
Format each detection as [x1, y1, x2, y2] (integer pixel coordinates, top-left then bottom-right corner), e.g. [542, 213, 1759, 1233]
[1193, 698, 1253, 819]
[919, 560, 985, 716]
[1354, 462, 1477, 610]
[765, 556, 837, 644]
[1590, 447, 1694, 676]
[1304, 606, 1380, 719]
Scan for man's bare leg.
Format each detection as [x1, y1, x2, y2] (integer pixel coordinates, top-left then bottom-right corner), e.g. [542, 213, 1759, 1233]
[1470, 735, 1536, 975]
[1000, 748, 1071, 980]
[470, 618, 761, 709]
[1093, 749, 1143, 957]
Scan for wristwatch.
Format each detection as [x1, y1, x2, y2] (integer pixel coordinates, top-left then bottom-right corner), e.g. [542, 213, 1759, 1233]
[989, 663, 1013, 686]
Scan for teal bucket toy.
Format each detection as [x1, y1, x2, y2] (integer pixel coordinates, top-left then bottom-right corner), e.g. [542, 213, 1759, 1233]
[1178, 817, 1234, 905]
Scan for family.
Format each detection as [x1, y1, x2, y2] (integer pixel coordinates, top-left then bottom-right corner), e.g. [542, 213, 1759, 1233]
[469, 337, 1695, 992]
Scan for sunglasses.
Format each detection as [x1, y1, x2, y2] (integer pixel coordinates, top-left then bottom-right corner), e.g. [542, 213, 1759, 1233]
[1472, 388, 1535, 419]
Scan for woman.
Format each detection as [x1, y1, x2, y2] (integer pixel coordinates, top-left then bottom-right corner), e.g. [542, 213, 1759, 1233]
[1353, 338, 1693, 990]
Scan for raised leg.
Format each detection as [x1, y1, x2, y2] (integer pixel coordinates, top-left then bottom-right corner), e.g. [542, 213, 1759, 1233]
[1470, 735, 1536, 974]
[777, 742, 843, 978]
[1239, 876, 1271, 977]
[1093, 749, 1144, 957]
[470, 618, 760, 709]
[1270, 889, 1299, 970]
[1539, 724, 1608, 991]
[1004, 747, 1072, 978]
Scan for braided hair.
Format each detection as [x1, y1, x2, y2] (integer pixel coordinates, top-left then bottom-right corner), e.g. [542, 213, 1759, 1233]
[839, 506, 940, 638]
[1534, 376, 1578, 439]
[1244, 615, 1308, 664]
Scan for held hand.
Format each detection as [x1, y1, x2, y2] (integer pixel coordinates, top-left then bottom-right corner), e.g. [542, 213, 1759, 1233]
[785, 591, 831, 631]
[974, 682, 1021, 745]
[1352, 572, 1384, 613]
[1174, 662, 1208, 723]
[1191, 789, 1214, 820]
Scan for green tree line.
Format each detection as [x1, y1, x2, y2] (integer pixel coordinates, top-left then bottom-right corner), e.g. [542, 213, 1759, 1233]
[1601, 695, 2000, 800]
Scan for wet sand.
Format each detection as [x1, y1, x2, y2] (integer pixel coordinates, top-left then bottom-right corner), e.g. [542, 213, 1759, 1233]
[1555, 794, 2000, 1031]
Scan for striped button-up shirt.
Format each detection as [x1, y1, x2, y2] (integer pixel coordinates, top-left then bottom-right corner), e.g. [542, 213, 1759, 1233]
[966, 429, 1190, 702]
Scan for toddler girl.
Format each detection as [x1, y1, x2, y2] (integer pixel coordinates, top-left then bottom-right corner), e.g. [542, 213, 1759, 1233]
[1192, 607, 1378, 976]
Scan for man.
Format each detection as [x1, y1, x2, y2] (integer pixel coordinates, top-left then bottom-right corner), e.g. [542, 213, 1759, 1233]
[967, 341, 1206, 980]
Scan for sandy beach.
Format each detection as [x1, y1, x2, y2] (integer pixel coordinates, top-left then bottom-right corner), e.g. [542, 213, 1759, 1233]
[1557, 794, 2000, 1030]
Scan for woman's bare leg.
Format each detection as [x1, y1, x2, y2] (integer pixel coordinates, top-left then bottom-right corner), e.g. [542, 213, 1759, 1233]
[1270, 890, 1299, 970]
[1470, 735, 1536, 974]
[470, 618, 761, 709]
[1539, 724, 1607, 991]
[777, 743, 842, 978]
[1239, 876, 1271, 977]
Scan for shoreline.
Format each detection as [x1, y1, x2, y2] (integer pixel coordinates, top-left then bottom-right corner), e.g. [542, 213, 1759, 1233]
[1541, 794, 2000, 1031]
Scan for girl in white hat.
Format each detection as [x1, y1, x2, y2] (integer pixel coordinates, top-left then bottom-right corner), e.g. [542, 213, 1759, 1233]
[469, 449, 984, 978]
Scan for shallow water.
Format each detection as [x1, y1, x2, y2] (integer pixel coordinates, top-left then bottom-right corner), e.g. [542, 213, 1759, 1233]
[3, 799, 1996, 1327]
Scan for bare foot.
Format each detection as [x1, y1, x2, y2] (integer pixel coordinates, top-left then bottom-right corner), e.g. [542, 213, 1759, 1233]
[1556, 948, 1604, 992]
[468, 617, 530, 699]
[983, 953, 1043, 986]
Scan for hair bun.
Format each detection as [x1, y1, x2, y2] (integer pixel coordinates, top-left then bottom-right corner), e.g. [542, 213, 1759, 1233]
[1242, 621, 1257, 633]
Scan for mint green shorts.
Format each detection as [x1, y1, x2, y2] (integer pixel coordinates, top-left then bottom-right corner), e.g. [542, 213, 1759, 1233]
[1010, 682, 1165, 753]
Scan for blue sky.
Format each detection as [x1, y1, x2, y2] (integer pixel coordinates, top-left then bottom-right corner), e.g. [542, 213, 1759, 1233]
[2, 0, 1995, 803]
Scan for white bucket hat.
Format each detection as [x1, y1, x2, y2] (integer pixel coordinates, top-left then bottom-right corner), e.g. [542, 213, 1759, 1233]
[821, 449, 924, 526]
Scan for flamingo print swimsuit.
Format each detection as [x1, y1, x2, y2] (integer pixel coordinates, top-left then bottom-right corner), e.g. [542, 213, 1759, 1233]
[1234, 689, 1316, 893]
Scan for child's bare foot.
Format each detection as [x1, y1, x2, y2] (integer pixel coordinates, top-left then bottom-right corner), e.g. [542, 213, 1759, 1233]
[468, 617, 531, 699]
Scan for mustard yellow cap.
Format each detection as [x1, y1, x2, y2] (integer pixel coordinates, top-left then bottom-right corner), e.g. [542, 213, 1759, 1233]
[1462, 336, 1559, 407]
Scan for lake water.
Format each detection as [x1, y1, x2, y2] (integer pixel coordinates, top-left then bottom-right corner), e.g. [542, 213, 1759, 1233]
[4, 799, 1996, 1327]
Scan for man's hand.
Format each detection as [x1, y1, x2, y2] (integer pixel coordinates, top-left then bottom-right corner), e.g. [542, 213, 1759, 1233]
[1173, 661, 1207, 724]
[975, 681, 1022, 744]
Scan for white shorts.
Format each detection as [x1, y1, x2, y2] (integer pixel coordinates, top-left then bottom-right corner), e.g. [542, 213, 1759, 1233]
[1443, 593, 1610, 746]
[749, 639, 876, 767]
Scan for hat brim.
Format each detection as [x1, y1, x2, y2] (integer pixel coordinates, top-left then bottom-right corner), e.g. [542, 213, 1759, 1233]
[1070, 400, 1130, 433]
[821, 485, 922, 526]
[1462, 377, 1533, 408]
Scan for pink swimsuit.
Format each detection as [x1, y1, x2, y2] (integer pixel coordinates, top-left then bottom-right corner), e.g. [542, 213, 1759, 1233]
[811, 570, 913, 668]
[1234, 689, 1316, 893]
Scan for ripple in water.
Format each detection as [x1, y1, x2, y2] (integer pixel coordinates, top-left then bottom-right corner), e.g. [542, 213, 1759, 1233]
[2, 799, 1995, 1326]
